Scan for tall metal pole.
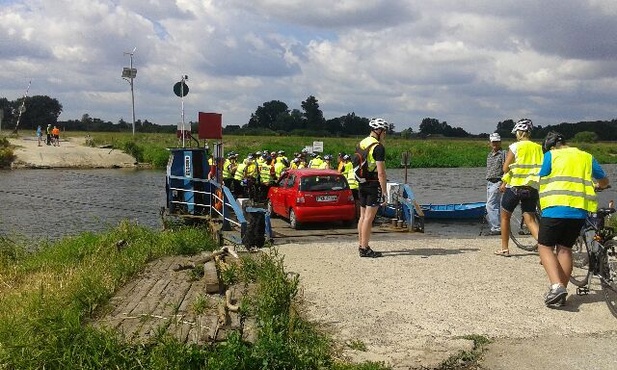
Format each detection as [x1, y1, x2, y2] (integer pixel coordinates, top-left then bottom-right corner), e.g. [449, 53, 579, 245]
[181, 75, 187, 148]
[123, 48, 137, 136]
[129, 54, 136, 136]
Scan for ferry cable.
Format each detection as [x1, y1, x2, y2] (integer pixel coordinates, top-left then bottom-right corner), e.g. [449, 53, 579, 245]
[0, 189, 160, 216]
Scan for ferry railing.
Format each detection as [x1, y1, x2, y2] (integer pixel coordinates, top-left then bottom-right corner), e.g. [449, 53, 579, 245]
[167, 175, 247, 241]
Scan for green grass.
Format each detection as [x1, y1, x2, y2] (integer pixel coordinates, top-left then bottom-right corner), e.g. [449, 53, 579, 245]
[58, 131, 617, 170]
[0, 222, 391, 370]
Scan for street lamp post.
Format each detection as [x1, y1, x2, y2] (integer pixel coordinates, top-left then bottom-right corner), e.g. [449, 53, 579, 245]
[122, 48, 137, 136]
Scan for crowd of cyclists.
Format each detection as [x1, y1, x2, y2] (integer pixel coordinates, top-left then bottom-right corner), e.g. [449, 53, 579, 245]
[211, 149, 358, 202]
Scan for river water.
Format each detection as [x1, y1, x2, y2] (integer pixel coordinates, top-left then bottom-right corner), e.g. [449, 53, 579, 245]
[2, 165, 616, 240]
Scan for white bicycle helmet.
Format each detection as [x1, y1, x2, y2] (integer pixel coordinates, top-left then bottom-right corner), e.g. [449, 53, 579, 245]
[369, 117, 389, 131]
[511, 118, 533, 133]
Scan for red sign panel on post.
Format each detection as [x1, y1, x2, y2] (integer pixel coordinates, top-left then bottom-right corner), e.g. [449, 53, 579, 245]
[198, 112, 223, 139]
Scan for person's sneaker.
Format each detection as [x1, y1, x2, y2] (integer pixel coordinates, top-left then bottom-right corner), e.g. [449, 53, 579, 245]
[482, 230, 501, 236]
[544, 285, 568, 306]
[359, 246, 383, 258]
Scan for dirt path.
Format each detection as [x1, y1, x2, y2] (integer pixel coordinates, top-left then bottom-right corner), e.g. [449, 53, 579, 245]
[275, 233, 617, 369]
[8, 136, 136, 168]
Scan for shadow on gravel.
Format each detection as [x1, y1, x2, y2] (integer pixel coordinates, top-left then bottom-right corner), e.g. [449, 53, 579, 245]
[380, 247, 479, 257]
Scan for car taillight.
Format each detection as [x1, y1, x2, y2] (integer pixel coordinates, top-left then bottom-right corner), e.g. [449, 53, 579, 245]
[296, 196, 305, 204]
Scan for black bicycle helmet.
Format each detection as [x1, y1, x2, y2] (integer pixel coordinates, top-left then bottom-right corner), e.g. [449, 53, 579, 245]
[543, 131, 565, 153]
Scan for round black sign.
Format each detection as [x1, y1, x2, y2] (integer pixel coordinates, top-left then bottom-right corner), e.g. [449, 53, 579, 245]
[173, 81, 189, 97]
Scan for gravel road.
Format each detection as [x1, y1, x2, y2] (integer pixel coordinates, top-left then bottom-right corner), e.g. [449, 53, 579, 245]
[9, 136, 136, 168]
[275, 232, 617, 369]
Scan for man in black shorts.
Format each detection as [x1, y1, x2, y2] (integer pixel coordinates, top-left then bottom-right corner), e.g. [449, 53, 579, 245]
[537, 132, 609, 307]
[356, 118, 389, 258]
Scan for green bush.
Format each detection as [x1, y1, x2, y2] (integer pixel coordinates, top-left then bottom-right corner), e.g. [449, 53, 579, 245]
[122, 140, 143, 162]
[572, 131, 598, 143]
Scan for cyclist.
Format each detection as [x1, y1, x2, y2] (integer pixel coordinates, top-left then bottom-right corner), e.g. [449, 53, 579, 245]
[495, 119, 543, 256]
[537, 131, 609, 307]
[356, 118, 389, 258]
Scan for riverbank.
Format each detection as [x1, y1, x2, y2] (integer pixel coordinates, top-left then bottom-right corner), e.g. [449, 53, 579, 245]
[8, 136, 136, 168]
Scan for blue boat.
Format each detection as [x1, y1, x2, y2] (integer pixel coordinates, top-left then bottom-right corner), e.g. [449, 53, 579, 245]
[420, 202, 486, 220]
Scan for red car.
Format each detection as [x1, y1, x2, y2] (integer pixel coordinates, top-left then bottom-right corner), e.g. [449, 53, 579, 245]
[267, 168, 356, 229]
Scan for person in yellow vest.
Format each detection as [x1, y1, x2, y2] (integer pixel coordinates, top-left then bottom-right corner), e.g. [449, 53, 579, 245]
[255, 151, 265, 167]
[244, 154, 259, 201]
[496, 119, 544, 257]
[233, 157, 248, 198]
[222, 152, 238, 190]
[274, 157, 286, 180]
[343, 154, 359, 220]
[537, 131, 609, 307]
[258, 156, 274, 202]
[356, 118, 389, 258]
[290, 157, 300, 170]
[309, 153, 323, 169]
[337, 153, 345, 173]
[276, 150, 289, 167]
[319, 154, 332, 169]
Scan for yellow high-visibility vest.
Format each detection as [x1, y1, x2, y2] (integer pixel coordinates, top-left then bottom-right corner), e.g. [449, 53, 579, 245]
[539, 147, 597, 212]
[502, 140, 543, 187]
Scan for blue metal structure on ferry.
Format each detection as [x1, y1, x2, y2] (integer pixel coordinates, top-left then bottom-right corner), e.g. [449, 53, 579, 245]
[164, 112, 249, 245]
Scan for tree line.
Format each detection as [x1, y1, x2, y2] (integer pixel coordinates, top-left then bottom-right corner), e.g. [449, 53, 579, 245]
[1, 94, 616, 141]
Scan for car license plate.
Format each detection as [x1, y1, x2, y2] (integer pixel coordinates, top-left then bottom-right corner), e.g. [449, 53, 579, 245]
[316, 195, 337, 202]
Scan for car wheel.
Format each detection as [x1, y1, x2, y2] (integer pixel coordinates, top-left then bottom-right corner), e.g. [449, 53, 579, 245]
[267, 199, 276, 218]
[289, 209, 300, 229]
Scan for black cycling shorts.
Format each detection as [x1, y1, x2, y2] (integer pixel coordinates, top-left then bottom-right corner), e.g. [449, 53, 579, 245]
[358, 185, 381, 208]
[501, 186, 539, 214]
[537, 218, 585, 249]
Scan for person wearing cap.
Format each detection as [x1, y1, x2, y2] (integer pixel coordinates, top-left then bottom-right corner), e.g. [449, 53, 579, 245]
[496, 118, 543, 256]
[484, 133, 506, 236]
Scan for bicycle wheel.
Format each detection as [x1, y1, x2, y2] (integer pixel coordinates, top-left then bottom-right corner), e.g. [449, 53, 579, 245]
[509, 206, 538, 252]
[600, 240, 617, 319]
[569, 235, 592, 287]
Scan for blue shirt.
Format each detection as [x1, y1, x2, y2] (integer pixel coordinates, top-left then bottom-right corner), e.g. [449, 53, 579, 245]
[538, 150, 606, 219]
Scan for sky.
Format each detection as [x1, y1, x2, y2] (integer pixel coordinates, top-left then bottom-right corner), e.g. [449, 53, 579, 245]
[2, 0, 617, 134]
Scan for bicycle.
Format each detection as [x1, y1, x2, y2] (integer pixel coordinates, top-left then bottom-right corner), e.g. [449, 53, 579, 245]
[509, 203, 541, 252]
[569, 206, 617, 318]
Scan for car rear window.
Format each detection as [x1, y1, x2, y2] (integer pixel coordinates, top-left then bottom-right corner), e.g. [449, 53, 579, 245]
[299, 175, 349, 191]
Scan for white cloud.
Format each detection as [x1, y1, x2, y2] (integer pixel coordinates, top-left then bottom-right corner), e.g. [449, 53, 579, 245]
[1, 0, 617, 134]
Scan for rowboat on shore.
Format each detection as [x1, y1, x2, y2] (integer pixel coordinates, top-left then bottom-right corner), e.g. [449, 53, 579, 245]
[419, 201, 486, 220]
[380, 201, 486, 220]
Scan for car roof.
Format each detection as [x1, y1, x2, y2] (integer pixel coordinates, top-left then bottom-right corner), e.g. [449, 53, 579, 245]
[286, 168, 342, 177]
